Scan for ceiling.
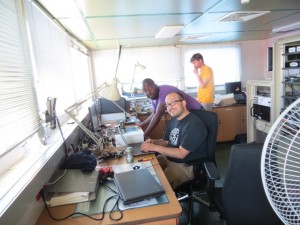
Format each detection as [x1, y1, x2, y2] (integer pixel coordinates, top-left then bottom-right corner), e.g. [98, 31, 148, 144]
[35, 0, 300, 50]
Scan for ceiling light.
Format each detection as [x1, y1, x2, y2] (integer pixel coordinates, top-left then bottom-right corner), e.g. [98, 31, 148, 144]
[272, 21, 300, 33]
[180, 35, 212, 42]
[155, 25, 184, 38]
[216, 11, 270, 22]
[241, 0, 250, 4]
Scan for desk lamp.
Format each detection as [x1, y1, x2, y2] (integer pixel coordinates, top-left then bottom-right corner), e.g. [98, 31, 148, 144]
[65, 78, 121, 150]
[130, 61, 146, 114]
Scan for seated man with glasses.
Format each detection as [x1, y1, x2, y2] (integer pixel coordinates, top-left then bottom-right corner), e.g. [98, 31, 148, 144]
[141, 92, 208, 189]
[139, 78, 203, 139]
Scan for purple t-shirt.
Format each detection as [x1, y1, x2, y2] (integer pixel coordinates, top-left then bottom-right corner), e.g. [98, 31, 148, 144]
[151, 85, 201, 112]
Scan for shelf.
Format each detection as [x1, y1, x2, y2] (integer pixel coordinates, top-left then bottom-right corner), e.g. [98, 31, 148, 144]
[282, 67, 300, 70]
[282, 52, 300, 56]
[281, 41, 300, 110]
[281, 95, 300, 100]
[282, 81, 300, 85]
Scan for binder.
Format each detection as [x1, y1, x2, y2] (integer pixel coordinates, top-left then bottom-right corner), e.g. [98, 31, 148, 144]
[44, 169, 99, 207]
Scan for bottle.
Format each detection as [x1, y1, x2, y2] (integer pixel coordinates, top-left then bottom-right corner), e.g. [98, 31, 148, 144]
[125, 147, 134, 163]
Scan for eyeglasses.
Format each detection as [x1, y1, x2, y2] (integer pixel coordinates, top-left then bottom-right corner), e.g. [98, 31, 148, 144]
[165, 99, 183, 108]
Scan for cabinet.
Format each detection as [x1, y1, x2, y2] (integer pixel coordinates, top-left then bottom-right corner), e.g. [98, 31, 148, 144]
[281, 42, 300, 111]
[212, 105, 246, 142]
[138, 113, 171, 139]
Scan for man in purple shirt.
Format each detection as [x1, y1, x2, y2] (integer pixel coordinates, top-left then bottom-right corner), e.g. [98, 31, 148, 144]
[139, 78, 202, 138]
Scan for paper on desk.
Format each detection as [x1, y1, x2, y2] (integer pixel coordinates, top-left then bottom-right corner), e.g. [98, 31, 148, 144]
[112, 161, 156, 176]
[118, 196, 158, 210]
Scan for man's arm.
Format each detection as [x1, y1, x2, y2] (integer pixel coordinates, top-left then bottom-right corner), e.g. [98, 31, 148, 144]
[143, 103, 166, 138]
[138, 112, 154, 128]
[141, 141, 190, 159]
[194, 67, 210, 88]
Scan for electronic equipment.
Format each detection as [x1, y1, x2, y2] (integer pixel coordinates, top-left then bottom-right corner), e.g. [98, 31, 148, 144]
[234, 92, 246, 104]
[88, 103, 100, 132]
[225, 81, 242, 94]
[100, 97, 126, 114]
[253, 95, 271, 107]
[251, 104, 270, 122]
[114, 168, 165, 205]
[45, 97, 57, 129]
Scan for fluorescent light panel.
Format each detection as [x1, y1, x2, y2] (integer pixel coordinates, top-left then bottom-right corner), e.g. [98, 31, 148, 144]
[155, 25, 184, 38]
[272, 21, 300, 33]
[180, 35, 212, 42]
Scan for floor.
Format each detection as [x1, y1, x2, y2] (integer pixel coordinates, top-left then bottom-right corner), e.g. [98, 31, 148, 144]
[179, 142, 233, 225]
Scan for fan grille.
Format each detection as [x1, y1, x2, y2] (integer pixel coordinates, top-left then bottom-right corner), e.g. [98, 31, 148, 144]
[262, 99, 300, 225]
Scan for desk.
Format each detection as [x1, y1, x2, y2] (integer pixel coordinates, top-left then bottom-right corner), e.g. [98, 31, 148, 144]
[35, 155, 182, 225]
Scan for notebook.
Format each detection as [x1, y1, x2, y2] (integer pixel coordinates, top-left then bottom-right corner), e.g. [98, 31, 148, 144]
[44, 169, 99, 206]
[114, 168, 165, 205]
[45, 169, 99, 193]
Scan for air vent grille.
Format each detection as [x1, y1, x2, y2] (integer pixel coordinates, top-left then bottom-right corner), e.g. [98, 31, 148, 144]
[216, 11, 270, 22]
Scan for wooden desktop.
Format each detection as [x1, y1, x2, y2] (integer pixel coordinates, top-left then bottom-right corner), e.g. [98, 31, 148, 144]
[35, 155, 182, 225]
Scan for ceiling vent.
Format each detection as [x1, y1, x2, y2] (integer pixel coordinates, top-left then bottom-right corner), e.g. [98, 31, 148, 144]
[216, 11, 270, 22]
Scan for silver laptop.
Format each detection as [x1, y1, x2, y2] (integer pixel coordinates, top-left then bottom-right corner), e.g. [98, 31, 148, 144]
[128, 142, 154, 156]
[114, 168, 165, 205]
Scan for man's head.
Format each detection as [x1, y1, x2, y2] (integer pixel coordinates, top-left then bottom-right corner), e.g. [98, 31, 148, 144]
[165, 92, 189, 119]
[190, 53, 204, 69]
[142, 78, 159, 100]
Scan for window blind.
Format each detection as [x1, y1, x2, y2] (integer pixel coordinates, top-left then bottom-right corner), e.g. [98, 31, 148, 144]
[0, 0, 40, 157]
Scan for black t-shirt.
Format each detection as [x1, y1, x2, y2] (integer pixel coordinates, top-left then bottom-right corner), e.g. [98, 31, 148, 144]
[163, 112, 208, 163]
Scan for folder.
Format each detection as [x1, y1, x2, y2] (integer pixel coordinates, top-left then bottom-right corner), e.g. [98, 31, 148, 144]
[44, 169, 99, 207]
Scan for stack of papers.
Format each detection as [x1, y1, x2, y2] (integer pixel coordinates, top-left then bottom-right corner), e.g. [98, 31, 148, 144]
[44, 169, 99, 207]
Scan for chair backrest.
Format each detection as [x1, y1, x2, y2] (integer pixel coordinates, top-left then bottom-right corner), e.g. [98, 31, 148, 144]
[222, 143, 283, 225]
[190, 109, 218, 163]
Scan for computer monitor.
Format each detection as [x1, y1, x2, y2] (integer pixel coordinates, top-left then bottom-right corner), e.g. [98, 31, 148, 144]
[88, 103, 100, 132]
[225, 81, 242, 94]
[100, 97, 126, 114]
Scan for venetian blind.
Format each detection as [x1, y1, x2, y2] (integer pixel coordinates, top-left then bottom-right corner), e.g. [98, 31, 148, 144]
[0, 0, 40, 157]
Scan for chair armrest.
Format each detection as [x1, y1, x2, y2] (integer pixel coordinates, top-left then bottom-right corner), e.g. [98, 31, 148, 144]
[204, 162, 220, 180]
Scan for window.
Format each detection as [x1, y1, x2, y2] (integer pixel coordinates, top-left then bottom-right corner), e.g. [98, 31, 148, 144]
[182, 44, 241, 89]
[0, 0, 92, 216]
[93, 47, 182, 92]
[0, 0, 40, 165]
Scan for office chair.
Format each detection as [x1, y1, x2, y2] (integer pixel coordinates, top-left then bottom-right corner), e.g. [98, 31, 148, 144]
[176, 109, 219, 225]
[204, 143, 284, 225]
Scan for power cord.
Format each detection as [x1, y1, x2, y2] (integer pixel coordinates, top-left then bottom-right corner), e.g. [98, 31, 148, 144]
[56, 117, 68, 159]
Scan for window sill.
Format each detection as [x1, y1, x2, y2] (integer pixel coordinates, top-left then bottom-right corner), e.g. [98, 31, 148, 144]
[0, 118, 79, 217]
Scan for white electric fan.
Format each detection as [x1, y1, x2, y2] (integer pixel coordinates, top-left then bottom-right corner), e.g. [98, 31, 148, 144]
[261, 98, 300, 225]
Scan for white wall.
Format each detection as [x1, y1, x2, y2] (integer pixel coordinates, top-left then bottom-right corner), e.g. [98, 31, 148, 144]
[91, 46, 183, 90]
[239, 40, 268, 86]
[92, 41, 269, 92]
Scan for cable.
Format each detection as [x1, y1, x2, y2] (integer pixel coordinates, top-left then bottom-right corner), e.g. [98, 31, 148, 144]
[41, 186, 124, 221]
[56, 117, 68, 159]
[114, 45, 122, 79]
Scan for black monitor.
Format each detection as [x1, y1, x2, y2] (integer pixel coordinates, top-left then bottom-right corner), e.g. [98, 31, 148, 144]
[100, 97, 126, 114]
[88, 103, 100, 132]
[225, 81, 242, 94]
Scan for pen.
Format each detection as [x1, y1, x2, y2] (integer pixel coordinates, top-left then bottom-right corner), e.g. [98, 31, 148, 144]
[138, 157, 153, 162]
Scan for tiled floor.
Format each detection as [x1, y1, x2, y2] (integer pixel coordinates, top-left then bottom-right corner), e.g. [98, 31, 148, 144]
[179, 142, 233, 225]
